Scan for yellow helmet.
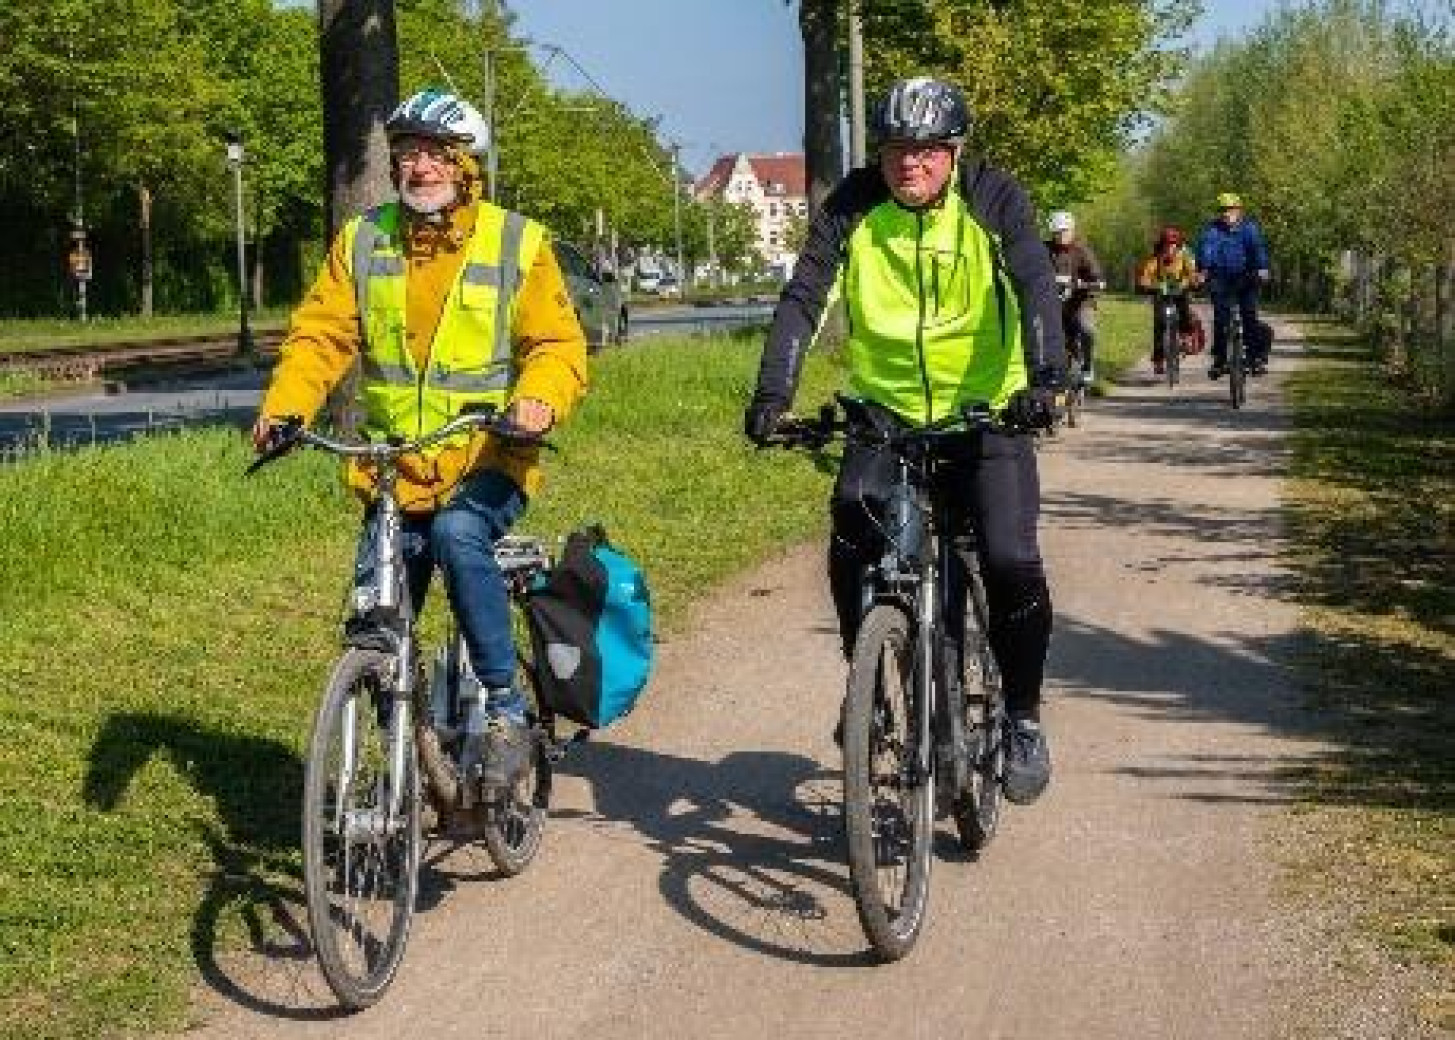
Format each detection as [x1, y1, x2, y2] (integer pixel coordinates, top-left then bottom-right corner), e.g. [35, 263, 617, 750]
[1216, 192, 1243, 209]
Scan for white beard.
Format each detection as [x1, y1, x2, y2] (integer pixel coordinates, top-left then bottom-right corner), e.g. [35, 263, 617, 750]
[400, 181, 458, 216]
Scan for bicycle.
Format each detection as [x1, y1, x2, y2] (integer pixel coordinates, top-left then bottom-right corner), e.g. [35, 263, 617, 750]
[1053, 274, 1101, 428]
[1226, 294, 1247, 409]
[768, 399, 1010, 961]
[248, 407, 578, 1009]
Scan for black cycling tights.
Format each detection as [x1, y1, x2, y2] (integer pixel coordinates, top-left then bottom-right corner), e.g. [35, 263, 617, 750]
[827, 424, 1052, 719]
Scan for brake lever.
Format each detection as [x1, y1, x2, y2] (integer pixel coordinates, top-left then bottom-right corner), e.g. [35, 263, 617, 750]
[245, 417, 304, 476]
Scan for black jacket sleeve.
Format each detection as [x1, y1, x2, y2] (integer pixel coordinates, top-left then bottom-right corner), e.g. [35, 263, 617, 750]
[750, 169, 878, 410]
[961, 160, 1067, 376]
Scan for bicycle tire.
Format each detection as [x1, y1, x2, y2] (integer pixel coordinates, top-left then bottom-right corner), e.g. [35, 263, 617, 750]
[1229, 319, 1246, 409]
[303, 648, 421, 1010]
[1065, 384, 1082, 429]
[952, 576, 1005, 853]
[480, 664, 551, 875]
[1164, 316, 1180, 388]
[842, 604, 933, 961]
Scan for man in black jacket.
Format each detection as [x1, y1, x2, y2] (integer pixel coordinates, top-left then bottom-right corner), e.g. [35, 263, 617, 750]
[744, 77, 1065, 805]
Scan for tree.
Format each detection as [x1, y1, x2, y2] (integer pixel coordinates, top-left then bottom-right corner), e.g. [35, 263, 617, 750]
[858, 0, 1198, 207]
[318, 0, 399, 237]
[797, 0, 844, 212]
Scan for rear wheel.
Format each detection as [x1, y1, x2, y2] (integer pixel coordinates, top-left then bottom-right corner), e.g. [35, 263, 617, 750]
[952, 578, 1005, 852]
[842, 605, 933, 961]
[303, 649, 420, 1010]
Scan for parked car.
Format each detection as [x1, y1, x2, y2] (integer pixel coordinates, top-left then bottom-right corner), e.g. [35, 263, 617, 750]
[553, 240, 628, 351]
[655, 273, 681, 298]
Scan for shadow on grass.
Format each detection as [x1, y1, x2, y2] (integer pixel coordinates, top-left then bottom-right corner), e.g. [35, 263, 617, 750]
[83, 712, 347, 1022]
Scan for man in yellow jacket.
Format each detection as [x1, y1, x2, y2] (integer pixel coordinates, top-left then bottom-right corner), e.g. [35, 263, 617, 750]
[252, 88, 587, 791]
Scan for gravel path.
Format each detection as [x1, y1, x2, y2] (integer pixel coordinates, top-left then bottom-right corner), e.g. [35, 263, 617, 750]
[186, 321, 1410, 1038]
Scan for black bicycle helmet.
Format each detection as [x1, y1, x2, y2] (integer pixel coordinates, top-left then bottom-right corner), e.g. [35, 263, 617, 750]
[871, 77, 970, 145]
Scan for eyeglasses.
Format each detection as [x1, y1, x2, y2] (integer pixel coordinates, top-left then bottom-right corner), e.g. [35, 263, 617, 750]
[391, 141, 456, 167]
[881, 141, 954, 165]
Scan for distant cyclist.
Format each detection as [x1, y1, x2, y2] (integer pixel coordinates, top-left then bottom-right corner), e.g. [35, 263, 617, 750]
[1194, 192, 1271, 378]
[1044, 210, 1104, 385]
[744, 76, 1066, 804]
[1136, 226, 1198, 375]
[251, 89, 588, 792]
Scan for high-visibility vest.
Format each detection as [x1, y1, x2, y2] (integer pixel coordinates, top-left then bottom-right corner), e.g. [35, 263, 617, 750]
[842, 188, 1024, 425]
[343, 201, 546, 451]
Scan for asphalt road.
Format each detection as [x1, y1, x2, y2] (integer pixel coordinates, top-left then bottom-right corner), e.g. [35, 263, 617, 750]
[178, 321, 1416, 1038]
[0, 303, 775, 453]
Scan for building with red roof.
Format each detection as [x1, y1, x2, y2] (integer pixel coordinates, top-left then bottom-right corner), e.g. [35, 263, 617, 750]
[695, 152, 808, 277]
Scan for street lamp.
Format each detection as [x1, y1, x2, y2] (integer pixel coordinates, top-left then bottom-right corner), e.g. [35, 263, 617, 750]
[224, 131, 254, 361]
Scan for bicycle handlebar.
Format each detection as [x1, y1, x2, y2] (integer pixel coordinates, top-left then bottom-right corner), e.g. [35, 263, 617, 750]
[763, 399, 1005, 452]
[246, 404, 553, 476]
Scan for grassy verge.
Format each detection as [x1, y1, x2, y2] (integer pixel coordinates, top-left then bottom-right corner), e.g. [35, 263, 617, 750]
[0, 310, 290, 355]
[0, 329, 839, 1037]
[1089, 294, 1150, 388]
[1282, 320, 1454, 1028]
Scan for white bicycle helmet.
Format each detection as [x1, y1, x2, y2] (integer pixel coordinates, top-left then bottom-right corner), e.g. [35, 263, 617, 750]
[1047, 210, 1076, 234]
[386, 88, 490, 156]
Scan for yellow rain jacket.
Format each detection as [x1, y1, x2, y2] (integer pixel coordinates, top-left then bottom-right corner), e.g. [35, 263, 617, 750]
[260, 194, 587, 512]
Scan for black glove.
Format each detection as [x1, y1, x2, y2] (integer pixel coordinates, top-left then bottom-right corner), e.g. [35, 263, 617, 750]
[743, 399, 785, 446]
[1001, 367, 1065, 431]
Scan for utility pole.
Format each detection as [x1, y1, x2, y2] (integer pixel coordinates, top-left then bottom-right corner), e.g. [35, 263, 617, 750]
[671, 144, 686, 287]
[481, 0, 500, 201]
[224, 133, 256, 361]
[69, 104, 90, 322]
[848, 2, 867, 168]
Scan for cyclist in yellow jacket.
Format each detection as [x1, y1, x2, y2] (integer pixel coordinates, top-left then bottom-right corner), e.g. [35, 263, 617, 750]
[252, 88, 588, 791]
[1136, 225, 1198, 375]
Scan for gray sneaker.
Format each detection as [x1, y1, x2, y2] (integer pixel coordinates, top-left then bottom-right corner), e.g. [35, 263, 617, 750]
[1002, 717, 1051, 804]
[476, 712, 531, 792]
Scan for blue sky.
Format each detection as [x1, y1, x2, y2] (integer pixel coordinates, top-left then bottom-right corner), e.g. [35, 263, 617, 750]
[504, 0, 1288, 177]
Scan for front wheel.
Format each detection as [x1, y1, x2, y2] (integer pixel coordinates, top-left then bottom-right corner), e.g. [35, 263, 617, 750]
[1164, 319, 1181, 387]
[1229, 325, 1246, 409]
[842, 605, 933, 961]
[303, 648, 421, 1010]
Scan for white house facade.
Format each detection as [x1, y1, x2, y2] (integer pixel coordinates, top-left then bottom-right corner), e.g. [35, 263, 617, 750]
[694, 152, 808, 278]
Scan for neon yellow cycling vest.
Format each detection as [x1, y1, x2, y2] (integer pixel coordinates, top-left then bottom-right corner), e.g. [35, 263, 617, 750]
[843, 189, 1024, 424]
[343, 201, 546, 450]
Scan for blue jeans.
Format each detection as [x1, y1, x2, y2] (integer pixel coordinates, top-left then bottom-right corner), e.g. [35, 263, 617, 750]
[355, 469, 526, 689]
[1208, 274, 1261, 366]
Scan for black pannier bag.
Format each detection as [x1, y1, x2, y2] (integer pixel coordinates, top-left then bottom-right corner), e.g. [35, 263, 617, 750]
[525, 526, 654, 728]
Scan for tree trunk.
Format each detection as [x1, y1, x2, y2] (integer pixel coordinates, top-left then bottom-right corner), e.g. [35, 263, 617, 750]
[317, 0, 400, 240]
[799, 0, 843, 214]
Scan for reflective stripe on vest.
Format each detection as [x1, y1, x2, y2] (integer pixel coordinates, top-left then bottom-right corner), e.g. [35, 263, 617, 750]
[842, 189, 1024, 425]
[344, 202, 543, 450]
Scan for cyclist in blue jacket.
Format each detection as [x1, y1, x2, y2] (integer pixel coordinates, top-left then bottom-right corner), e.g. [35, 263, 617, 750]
[1194, 192, 1271, 378]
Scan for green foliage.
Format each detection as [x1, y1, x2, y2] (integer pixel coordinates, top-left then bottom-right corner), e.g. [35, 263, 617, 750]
[1117, 0, 1453, 398]
[0, 0, 708, 319]
[858, 0, 1199, 207]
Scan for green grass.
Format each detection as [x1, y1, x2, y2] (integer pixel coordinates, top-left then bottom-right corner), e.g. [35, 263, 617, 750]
[1282, 320, 1454, 1027]
[1090, 293, 1156, 389]
[0, 310, 290, 355]
[0, 329, 840, 1037]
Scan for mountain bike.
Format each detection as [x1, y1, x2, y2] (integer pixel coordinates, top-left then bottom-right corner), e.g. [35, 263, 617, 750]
[1053, 274, 1102, 428]
[769, 399, 1010, 961]
[248, 407, 577, 1010]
